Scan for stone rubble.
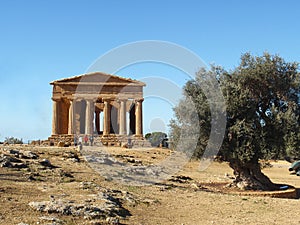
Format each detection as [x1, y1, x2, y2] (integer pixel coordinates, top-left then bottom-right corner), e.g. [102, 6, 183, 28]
[0, 154, 27, 168]
[0, 146, 159, 224]
[39, 158, 54, 168]
[7, 149, 38, 159]
[0, 149, 39, 169]
[39, 216, 63, 224]
[28, 189, 135, 224]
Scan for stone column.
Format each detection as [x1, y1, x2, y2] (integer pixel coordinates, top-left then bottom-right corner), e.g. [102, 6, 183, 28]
[74, 98, 81, 135]
[135, 99, 143, 137]
[95, 111, 100, 134]
[85, 99, 95, 135]
[52, 98, 60, 135]
[103, 99, 111, 135]
[68, 99, 75, 135]
[119, 99, 127, 135]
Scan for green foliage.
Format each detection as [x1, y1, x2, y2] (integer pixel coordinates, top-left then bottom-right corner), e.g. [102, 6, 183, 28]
[222, 53, 300, 164]
[145, 133, 151, 139]
[170, 53, 300, 165]
[169, 66, 223, 158]
[281, 103, 300, 157]
[145, 132, 168, 147]
[4, 136, 23, 144]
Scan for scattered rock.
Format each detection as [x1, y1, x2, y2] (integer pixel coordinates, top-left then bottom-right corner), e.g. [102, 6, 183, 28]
[190, 183, 200, 190]
[121, 143, 128, 148]
[67, 158, 79, 163]
[21, 150, 38, 159]
[0, 154, 22, 163]
[0, 155, 27, 168]
[126, 158, 142, 164]
[106, 217, 120, 224]
[29, 190, 131, 221]
[10, 162, 27, 168]
[39, 215, 63, 224]
[8, 149, 20, 155]
[224, 173, 235, 179]
[159, 184, 174, 191]
[3, 148, 38, 160]
[80, 182, 101, 190]
[63, 151, 80, 162]
[59, 170, 74, 182]
[27, 175, 36, 181]
[57, 141, 65, 147]
[90, 219, 120, 225]
[190, 183, 207, 191]
[39, 159, 54, 168]
[168, 175, 193, 183]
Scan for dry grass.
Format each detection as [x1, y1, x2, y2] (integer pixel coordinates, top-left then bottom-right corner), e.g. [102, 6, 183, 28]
[1, 145, 300, 225]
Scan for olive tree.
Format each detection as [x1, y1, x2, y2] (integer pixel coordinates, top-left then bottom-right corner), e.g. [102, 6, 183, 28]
[170, 53, 300, 190]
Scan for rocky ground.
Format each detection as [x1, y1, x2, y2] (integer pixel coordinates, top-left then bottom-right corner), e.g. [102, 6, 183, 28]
[1, 145, 300, 225]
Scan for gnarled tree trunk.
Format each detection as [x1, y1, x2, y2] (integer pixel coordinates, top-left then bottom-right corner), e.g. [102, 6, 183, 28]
[229, 160, 279, 191]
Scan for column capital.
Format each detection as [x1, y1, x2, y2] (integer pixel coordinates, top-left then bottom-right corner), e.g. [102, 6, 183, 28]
[134, 98, 144, 103]
[103, 98, 112, 102]
[117, 98, 128, 102]
[85, 98, 97, 103]
[51, 97, 61, 102]
[73, 96, 84, 102]
[116, 99, 127, 104]
[66, 97, 76, 103]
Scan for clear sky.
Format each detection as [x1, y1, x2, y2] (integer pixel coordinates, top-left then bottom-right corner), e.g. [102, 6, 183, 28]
[0, 0, 299, 142]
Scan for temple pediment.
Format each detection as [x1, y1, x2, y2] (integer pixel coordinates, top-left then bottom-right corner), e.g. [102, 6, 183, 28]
[51, 72, 144, 100]
[50, 72, 145, 86]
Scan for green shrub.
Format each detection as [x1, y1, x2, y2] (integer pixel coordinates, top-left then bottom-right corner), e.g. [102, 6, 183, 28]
[4, 136, 23, 144]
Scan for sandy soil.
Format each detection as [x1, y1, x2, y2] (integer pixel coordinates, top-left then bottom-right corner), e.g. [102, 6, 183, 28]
[1, 145, 300, 225]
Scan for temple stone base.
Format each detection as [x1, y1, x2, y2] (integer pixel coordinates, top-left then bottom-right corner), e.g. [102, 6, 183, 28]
[47, 134, 151, 148]
[100, 135, 151, 148]
[48, 134, 75, 146]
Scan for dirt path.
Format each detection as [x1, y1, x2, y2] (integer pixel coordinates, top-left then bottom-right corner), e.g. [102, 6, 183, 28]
[124, 161, 300, 225]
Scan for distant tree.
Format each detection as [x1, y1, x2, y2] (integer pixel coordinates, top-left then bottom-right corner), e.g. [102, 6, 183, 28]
[145, 132, 168, 147]
[170, 53, 300, 190]
[4, 136, 23, 144]
[145, 133, 152, 140]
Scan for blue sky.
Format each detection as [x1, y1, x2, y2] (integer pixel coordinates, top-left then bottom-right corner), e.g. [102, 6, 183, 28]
[0, 0, 299, 142]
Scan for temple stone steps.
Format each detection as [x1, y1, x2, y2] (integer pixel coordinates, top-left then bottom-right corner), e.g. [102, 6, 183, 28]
[47, 134, 151, 148]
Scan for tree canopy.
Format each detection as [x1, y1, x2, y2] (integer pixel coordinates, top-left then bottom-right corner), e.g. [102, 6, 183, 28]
[145, 132, 168, 147]
[169, 53, 300, 190]
[4, 136, 23, 144]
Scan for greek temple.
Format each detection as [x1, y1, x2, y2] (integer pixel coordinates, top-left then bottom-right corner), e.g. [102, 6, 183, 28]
[48, 72, 145, 146]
